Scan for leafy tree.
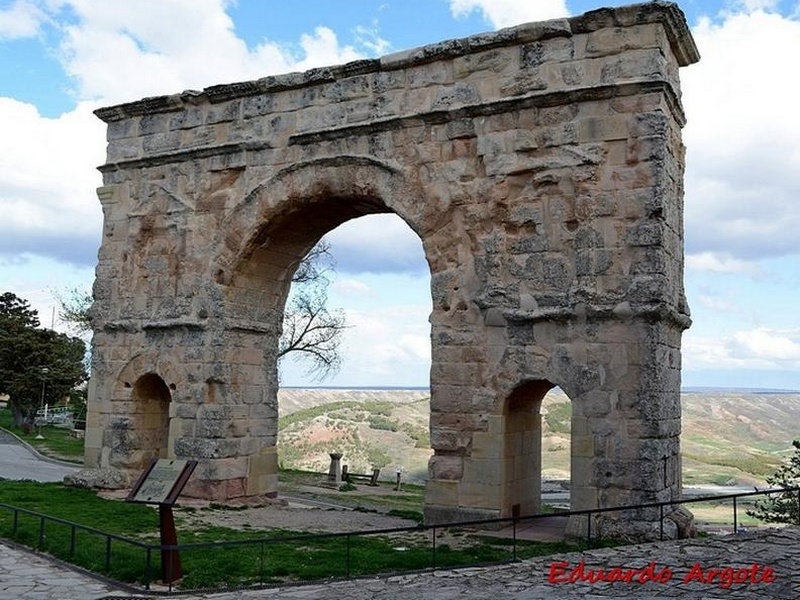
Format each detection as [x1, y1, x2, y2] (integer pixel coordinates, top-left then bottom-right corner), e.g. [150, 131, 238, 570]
[0, 292, 40, 329]
[746, 440, 800, 525]
[0, 292, 88, 427]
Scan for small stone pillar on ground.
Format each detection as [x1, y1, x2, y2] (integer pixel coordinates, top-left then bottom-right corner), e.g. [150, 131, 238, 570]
[328, 452, 343, 485]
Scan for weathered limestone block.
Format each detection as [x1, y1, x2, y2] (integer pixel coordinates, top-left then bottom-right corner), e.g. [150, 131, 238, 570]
[64, 468, 135, 491]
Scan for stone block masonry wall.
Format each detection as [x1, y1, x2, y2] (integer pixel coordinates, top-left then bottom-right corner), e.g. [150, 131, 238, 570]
[83, 2, 699, 537]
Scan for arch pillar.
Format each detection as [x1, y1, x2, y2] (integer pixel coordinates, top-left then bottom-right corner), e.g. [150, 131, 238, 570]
[425, 315, 689, 540]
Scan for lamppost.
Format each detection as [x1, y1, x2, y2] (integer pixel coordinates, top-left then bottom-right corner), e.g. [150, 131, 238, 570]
[35, 367, 49, 440]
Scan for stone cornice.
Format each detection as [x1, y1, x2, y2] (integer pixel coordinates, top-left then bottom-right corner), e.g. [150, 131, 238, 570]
[570, 1, 699, 67]
[102, 318, 278, 335]
[289, 81, 685, 146]
[94, 2, 698, 124]
[502, 302, 692, 330]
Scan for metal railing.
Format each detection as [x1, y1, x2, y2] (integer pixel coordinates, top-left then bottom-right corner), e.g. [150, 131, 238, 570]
[2, 486, 799, 592]
[0, 502, 151, 580]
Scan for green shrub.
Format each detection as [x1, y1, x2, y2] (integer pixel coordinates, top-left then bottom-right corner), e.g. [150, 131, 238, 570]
[746, 440, 800, 525]
[368, 414, 398, 432]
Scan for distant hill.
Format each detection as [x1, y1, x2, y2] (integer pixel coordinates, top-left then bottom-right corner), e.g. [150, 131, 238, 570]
[276, 388, 800, 486]
[277, 389, 432, 481]
[681, 391, 800, 485]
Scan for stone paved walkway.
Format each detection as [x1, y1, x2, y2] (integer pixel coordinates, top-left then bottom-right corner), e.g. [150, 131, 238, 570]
[2, 526, 799, 599]
[0, 428, 80, 483]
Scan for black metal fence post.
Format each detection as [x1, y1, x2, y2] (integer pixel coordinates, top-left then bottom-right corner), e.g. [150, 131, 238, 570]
[733, 496, 738, 533]
[432, 526, 437, 570]
[512, 516, 517, 561]
[586, 511, 592, 548]
[144, 547, 152, 590]
[259, 541, 265, 583]
[346, 533, 351, 579]
[659, 504, 664, 541]
[104, 536, 111, 572]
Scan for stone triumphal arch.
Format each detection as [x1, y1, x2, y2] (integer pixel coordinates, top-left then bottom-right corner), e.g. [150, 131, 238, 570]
[83, 3, 699, 538]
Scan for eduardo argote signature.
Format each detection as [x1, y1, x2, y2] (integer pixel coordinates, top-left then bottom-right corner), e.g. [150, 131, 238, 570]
[547, 560, 777, 589]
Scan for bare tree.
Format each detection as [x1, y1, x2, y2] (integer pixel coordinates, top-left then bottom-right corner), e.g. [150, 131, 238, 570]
[278, 240, 347, 380]
[55, 286, 93, 335]
[278, 286, 346, 379]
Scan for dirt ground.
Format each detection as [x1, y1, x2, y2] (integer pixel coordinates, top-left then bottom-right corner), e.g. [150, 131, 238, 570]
[179, 497, 418, 533]
[97, 481, 421, 535]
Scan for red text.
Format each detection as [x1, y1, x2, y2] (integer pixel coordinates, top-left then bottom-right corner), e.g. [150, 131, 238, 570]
[681, 562, 776, 589]
[548, 560, 673, 584]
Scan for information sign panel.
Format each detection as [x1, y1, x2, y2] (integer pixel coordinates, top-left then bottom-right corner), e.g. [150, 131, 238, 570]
[127, 458, 197, 506]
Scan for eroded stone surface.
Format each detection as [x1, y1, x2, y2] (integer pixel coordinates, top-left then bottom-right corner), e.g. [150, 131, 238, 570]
[82, 2, 699, 538]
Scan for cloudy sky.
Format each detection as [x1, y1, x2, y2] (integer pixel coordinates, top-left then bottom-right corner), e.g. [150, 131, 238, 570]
[1, 0, 799, 390]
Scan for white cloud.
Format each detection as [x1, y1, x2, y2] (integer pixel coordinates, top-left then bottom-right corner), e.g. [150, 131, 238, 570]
[729, 0, 779, 12]
[682, 9, 800, 262]
[291, 27, 364, 73]
[353, 22, 391, 55]
[695, 294, 736, 312]
[1, 0, 381, 269]
[684, 328, 800, 371]
[0, 98, 104, 264]
[686, 252, 760, 276]
[326, 214, 426, 275]
[448, 0, 569, 28]
[731, 329, 800, 362]
[54, 1, 369, 105]
[334, 306, 430, 385]
[331, 279, 373, 298]
[0, 0, 45, 39]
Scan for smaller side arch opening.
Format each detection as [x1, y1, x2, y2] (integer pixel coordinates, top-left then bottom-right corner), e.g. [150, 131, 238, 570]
[503, 380, 555, 518]
[131, 373, 171, 467]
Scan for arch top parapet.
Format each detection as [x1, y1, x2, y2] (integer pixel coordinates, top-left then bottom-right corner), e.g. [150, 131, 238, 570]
[94, 2, 698, 125]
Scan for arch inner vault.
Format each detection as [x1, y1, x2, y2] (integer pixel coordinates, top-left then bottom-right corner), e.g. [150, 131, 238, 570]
[83, 3, 699, 539]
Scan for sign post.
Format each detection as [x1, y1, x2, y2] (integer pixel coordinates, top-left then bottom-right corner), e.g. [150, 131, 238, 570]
[126, 458, 197, 585]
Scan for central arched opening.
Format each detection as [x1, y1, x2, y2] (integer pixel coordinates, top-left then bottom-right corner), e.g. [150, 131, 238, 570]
[275, 213, 433, 483]
[225, 162, 434, 496]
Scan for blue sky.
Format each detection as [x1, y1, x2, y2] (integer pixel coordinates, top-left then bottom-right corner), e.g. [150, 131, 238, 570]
[1, 0, 799, 389]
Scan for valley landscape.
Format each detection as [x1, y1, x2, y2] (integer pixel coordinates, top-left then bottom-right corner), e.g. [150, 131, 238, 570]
[277, 388, 800, 487]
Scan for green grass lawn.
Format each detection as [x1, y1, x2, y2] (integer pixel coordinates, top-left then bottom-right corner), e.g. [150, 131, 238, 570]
[0, 481, 160, 582]
[0, 480, 585, 590]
